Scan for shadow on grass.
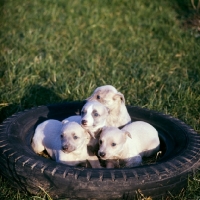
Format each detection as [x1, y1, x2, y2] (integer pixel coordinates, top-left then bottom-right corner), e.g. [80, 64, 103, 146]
[167, 0, 200, 18]
[0, 85, 63, 123]
[172, 0, 192, 14]
[0, 0, 5, 27]
[168, 0, 199, 15]
[20, 84, 63, 107]
[167, 0, 200, 34]
[0, 0, 5, 12]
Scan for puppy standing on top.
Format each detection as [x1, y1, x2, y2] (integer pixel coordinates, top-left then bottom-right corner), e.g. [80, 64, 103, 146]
[31, 120, 101, 168]
[98, 121, 160, 168]
[87, 85, 131, 127]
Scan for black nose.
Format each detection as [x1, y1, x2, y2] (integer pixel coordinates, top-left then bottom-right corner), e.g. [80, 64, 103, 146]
[81, 120, 87, 125]
[62, 145, 68, 150]
[99, 152, 106, 157]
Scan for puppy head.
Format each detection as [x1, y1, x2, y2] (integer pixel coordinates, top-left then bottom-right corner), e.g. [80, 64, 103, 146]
[60, 122, 88, 153]
[98, 127, 131, 160]
[87, 85, 125, 111]
[80, 101, 109, 131]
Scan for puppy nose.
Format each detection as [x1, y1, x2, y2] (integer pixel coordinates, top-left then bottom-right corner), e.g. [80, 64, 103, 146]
[81, 120, 87, 125]
[99, 152, 106, 157]
[62, 145, 68, 151]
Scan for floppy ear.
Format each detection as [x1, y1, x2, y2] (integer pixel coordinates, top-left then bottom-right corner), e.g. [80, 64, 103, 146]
[86, 96, 92, 101]
[113, 92, 125, 103]
[105, 106, 110, 114]
[96, 128, 103, 138]
[86, 92, 94, 101]
[62, 119, 69, 124]
[86, 87, 99, 101]
[84, 130, 90, 139]
[124, 131, 132, 139]
[99, 126, 106, 135]
[101, 126, 106, 132]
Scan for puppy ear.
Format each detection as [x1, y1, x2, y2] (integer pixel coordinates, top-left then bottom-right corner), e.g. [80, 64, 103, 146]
[95, 128, 103, 138]
[101, 126, 106, 132]
[86, 96, 92, 101]
[100, 126, 106, 134]
[86, 87, 99, 101]
[124, 131, 132, 139]
[86, 93, 94, 101]
[113, 92, 125, 103]
[84, 130, 90, 139]
[62, 119, 69, 124]
[105, 106, 110, 114]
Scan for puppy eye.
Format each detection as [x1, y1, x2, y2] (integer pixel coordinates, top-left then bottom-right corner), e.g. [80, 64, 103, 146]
[60, 135, 63, 139]
[94, 112, 99, 117]
[73, 135, 78, 140]
[111, 143, 116, 147]
[99, 140, 102, 145]
[97, 95, 100, 99]
[81, 111, 84, 116]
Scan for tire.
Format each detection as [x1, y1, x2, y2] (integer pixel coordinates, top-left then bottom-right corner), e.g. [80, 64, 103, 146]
[0, 101, 200, 199]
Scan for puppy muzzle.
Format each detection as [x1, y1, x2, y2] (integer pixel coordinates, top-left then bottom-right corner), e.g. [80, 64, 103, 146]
[62, 145, 75, 153]
[99, 151, 106, 159]
[81, 120, 87, 126]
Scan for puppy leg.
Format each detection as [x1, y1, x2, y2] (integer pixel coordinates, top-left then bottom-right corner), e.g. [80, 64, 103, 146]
[106, 160, 115, 168]
[31, 136, 45, 153]
[126, 155, 142, 167]
[87, 155, 102, 168]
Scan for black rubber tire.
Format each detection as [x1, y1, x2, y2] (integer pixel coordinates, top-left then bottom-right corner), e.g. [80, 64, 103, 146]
[0, 101, 200, 199]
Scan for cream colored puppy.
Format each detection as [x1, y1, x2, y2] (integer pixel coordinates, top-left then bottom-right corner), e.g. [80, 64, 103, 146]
[32, 120, 101, 168]
[87, 85, 131, 127]
[98, 121, 160, 168]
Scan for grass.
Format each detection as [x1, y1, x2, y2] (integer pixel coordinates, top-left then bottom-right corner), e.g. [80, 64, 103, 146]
[0, 0, 200, 199]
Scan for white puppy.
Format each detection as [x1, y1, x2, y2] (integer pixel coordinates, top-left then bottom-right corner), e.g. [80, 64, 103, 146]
[32, 120, 101, 168]
[98, 121, 160, 168]
[62, 101, 109, 151]
[87, 85, 131, 127]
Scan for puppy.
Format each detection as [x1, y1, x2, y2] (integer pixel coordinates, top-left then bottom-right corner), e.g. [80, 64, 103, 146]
[98, 121, 160, 168]
[32, 120, 101, 168]
[62, 101, 109, 152]
[87, 85, 131, 127]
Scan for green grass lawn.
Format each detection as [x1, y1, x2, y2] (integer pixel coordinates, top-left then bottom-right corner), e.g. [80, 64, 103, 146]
[0, 0, 200, 199]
